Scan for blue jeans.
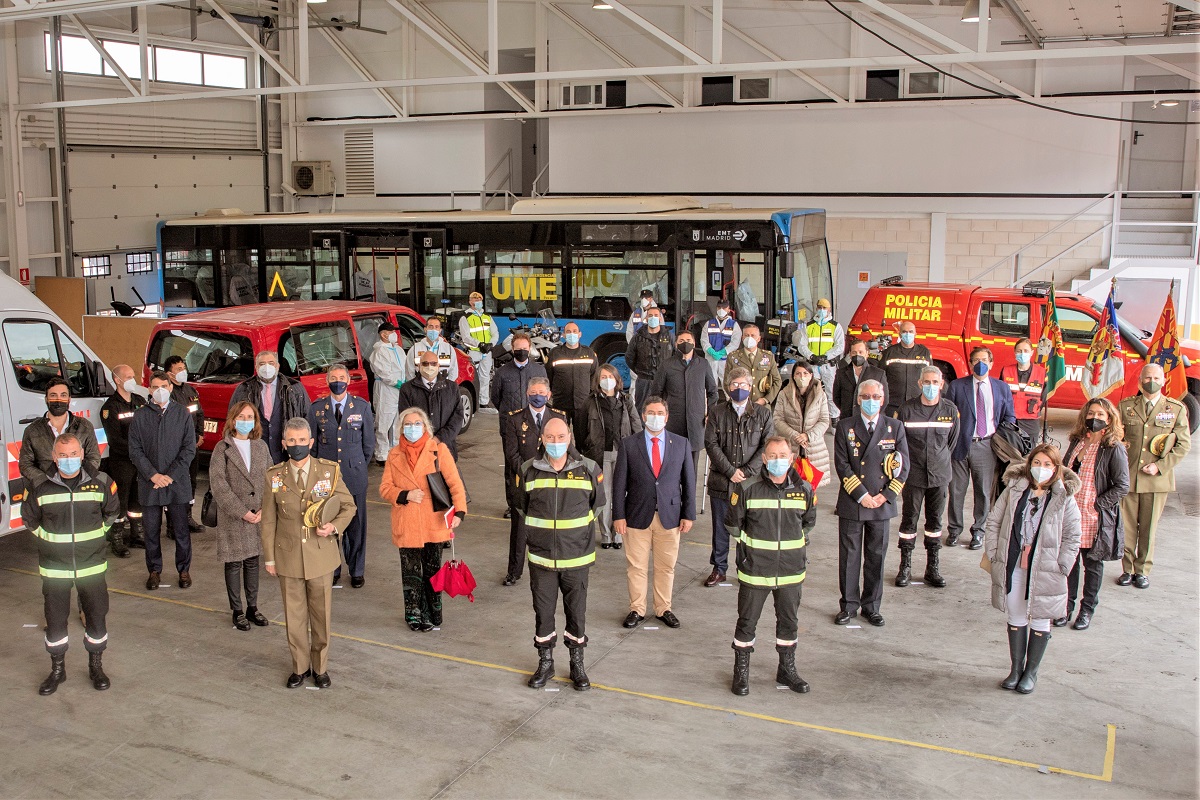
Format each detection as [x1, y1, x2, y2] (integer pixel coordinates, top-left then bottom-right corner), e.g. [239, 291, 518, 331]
[709, 493, 732, 574]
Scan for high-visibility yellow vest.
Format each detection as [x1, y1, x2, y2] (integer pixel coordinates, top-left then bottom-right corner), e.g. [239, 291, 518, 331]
[466, 313, 493, 350]
[806, 320, 838, 357]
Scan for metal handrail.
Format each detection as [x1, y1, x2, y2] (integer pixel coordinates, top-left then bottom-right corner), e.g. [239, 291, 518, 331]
[531, 163, 549, 197]
[1008, 223, 1111, 287]
[480, 148, 514, 209]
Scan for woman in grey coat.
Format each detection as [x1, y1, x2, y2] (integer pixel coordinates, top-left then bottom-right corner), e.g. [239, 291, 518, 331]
[582, 364, 642, 549]
[983, 444, 1082, 695]
[771, 359, 831, 488]
[208, 402, 272, 631]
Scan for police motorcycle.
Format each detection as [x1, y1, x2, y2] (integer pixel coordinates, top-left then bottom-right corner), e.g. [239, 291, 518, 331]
[764, 302, 803, 385]
[492, 308, 561, 369]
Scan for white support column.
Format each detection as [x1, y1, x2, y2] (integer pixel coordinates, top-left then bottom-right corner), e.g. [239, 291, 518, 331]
[534, 0, 546, 111]
[2, 23, 29, 278]
[137, 5, 147, 95]
[976, 0, 989, 54]
[297, 0, 308, 85]
[929, 213, 947, 282]
[711, 0, 721, 64]
[487, 0, 498, 75]
[682, 4, 694, 106]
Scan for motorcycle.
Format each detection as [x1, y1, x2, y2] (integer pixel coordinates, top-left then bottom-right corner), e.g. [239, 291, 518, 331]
[491, 309, 561, 369]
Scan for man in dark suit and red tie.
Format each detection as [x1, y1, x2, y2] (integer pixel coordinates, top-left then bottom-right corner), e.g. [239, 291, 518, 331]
[612, 396, 696, 630]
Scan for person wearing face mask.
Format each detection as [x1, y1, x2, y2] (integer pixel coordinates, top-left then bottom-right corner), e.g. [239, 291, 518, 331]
[405, 317, 459, 382]
[650, 330, 719, 473]
[369, 321, 408, 463]
[895, 367, 960, 588]
[501, 378, 567, 585]
[163, 356, 206, 534]
[129, 372, 198, 591]
[1056, 398, 1129, 629]
[726, 324, 782, 407]
[771, 359, 831, 491]
[626, 306, 674, 409]
[726, 437, 816, 696]
[308, 365, 376, 587]
[547, 322, 599, 436]
[984, 444, 1082, 694]
[381, 408, 468, 632]
[518, 417, 605, 691]
[626, 288, 658, 343]
[793, 298, 844, 417]
[397, 352, 465, 460]
[832, 379, 909, 627]
[703, 298, 742, 386]
[704, 367, 773, 587]
[880, 322, 932, 416]
[581, 365, 641, 549]
[946, 346, 1015, 550]
[1000, 338, 1045, 445]
[261, 418, 358, 688]
[229, 351, 311, 465]
[613, 398, 696, 629]
[208, 402, 272, 631]
[23, 434, 121, 695]
[832, 339, 888, 422]
[19, 378, 101, 491]
[493, 332, 548, 415]
[1116, 362, 1191, 589]
[458, 292, 500, 412]
[100, 364, 147, 556]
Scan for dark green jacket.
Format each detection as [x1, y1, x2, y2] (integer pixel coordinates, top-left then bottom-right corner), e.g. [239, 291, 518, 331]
[21, 467, 120, 580]
[728, 470, 815, 589]
[517, 452, 605, 571]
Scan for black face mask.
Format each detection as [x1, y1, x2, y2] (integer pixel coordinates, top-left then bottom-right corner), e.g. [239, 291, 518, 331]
[328, 381, 348, 395]
[850, 355, 866, 367]
[677, 342, 695, 356]
[528, 394, 548, 409]
[46, 400, 69, 416]
[286, 444, 310, 462]
[1086, 417, 1108, 433]
[512, 349, 530, 363]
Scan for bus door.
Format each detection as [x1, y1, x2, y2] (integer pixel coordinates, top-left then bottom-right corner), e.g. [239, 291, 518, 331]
[311, 230, 346, 300]
[350, 233, 411, 305]
[413, 229, 449, 315]
[680, 248, 768, 332]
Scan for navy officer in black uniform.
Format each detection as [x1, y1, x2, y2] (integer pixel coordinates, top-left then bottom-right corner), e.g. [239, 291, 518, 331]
[833, 378, 909, 627]
[307, 364, 375, 588]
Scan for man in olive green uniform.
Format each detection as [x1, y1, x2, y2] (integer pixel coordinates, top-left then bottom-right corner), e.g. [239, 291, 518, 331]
[725, 325, 782, 407]
[1116, 363, 1191, 589]
[261, 418, 357, 688]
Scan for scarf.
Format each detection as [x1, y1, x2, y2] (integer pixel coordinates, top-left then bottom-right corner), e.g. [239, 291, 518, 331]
[403, 432, 430, 469]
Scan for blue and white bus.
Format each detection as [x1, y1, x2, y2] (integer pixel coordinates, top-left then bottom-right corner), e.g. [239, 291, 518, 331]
[158, 196, 832, 377]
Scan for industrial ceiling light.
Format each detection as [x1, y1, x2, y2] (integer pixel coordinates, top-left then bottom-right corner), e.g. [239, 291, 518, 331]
[961, 0, 990, 23]
[593, 0, 613, 9]
[307, 0, 327, 5]
[1160, 99, 1181, 107]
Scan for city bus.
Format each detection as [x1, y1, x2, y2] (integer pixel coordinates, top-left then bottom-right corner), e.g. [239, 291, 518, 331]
[158, 196, 832, 377]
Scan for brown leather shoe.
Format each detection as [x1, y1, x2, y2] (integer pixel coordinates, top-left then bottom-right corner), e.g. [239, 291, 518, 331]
[146, 572, 160, 591]
[703, 568, 726, 588]
[178, 571, 192, 589]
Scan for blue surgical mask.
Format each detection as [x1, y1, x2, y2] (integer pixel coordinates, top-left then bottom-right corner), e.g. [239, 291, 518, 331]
[528, 394, 548, 409]
[403, 424, 424, 443]
[235, 419, 255, 436]
[730, 386, 750, 403]
[426, 329, 440, 343]
[921, 384, 939, 401]
[544, 441, 568, 459]
[647, 317, 661, 330]
[57, 456, 82, 475]
[472, 301, 483, 311]
[766, 458, 790, 478]
[899, 332, 915, 347]
[1015, 352, 1031, 367]
[861, 398, 882, 416]
[564, 333, 580, 346]
[815, 311, 829, 324]
[973, 361, 990, 377]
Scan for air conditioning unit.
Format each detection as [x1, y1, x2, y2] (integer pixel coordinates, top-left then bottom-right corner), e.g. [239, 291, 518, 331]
[291, 161, 335, 196]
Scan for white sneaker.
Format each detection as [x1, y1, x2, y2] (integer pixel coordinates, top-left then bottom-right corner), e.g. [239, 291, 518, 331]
[478, 407, 499, 415]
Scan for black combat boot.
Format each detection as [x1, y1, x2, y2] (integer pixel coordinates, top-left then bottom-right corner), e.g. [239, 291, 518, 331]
[1016, 630, 1050, 694]
[924, 538, 946, 588]
[895, 539, 914, 587]
[528, 642, 555, 689]
[109, 523, 130, 558]
[39, 654, 66, 695]
[126, 518, 146, 549]
[731, 646, 752, 696]
[88, 652, 111, 691]
[567, 646, 590, 691]
[1000, 624, 1028, 690]
[775, 644, 810, 694]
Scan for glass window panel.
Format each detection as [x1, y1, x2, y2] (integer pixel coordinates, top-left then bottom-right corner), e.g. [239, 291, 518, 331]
[220, 249, 260, 306]
[4, 321, 63, 393]
[313, 243, 341, 301]
[291, 321, 358, 376]
[203, 53, 246, 88]
[570, 250, 668, 320]
[444, 252, 477, 308]
[978, 302, 1031, 338]
[782, 241, 831, 323]
[353, 249, 408, 304]
[149, 329, 253, 384]
[81, 255, 111, 277]
[164, 249, 216, 307]
[394, 312, 426, 349]
[483, 253, 563, 317]
[102, 40, 142, 79]
[264, 248, 313, 302]
[154, 46, 202, 84]
[1056, 306, 1099, 346]
[59, 34, 103, 75]
[734, 251, 766, 324]
[55, 328, 94, 396]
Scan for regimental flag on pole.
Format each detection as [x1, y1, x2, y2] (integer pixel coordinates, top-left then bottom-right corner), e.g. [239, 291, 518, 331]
[1037, 284, 1068, 403]
[1146, 280, 1188, 399]
[1082, 280, 1124, 400]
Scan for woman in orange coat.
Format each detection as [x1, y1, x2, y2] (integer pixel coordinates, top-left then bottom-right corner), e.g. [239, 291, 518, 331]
[380, 407, 468, 631]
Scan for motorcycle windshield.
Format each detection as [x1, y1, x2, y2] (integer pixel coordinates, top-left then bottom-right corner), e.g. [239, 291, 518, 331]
[537, 309, 557, 329]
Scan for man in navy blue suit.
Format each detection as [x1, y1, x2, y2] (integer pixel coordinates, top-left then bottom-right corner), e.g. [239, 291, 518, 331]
[945, 346, 1015, 551]
[612, 396, 696, 630]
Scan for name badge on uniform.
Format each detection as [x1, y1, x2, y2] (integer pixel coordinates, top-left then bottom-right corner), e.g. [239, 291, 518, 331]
[348, 414, 363, 429]
[271, 474, 284, 492]
[879, 438, 896, 452]
[313, 479, 332, 498]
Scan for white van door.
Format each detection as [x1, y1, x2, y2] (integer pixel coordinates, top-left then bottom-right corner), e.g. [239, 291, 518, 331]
[0, 375, 12, 535]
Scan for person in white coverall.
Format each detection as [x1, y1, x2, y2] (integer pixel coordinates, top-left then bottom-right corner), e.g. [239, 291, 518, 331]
[370, 321, 407, 464]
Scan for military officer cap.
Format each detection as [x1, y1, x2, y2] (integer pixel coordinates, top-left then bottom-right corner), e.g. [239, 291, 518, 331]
[1150, 433, 1177, 458]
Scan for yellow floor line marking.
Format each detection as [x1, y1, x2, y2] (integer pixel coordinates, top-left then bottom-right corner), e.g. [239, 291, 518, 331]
[6, 566, 1114, 782]
[367, 498, 507, 523]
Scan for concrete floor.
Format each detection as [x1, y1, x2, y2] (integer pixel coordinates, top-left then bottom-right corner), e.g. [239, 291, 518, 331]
[1, 410, 1197, 799]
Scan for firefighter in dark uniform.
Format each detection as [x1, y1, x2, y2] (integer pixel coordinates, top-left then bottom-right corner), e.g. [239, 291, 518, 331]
[519, 416, 605, 692]
[100, 364, 146, 556]
[895, 366, 960, 589]
[23, 433, 121, 695]
[307, 364, 375, 588]
[727, 436, 816, 697]
[880, 321, 932, 416]
[833, 378, 909, 627]
[546, 321, 598, 435]
[501, 377, 567, 586]
[163, 355, 205, 534]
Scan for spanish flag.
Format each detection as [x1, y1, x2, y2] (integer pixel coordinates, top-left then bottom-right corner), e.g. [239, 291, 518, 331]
[1146, 282, 1188, 400]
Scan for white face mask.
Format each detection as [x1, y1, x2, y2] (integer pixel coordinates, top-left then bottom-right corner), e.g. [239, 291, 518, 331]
[716, 308, 728, 319]
[644, 414, 666, 432]
[744, 337, 757, 350]
[122, 378, 139, 394]
[257, 363, 277, 381]
[640, 297, 651, 309]
[152, 386, 171, 405]
[172, 370, 188, 384]
[385, 332, 398, 344]
[600, 377, 616, 393]
[1030, 465, 1055, 485]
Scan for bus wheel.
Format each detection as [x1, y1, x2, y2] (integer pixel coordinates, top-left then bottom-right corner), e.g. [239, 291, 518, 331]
[1182, 391, 1200, 435]
[595, 336, 632, 387]
[459, 385, 475, 434]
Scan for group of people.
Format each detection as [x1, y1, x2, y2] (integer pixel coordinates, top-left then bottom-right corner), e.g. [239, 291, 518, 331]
[20, 296, 1193, 701]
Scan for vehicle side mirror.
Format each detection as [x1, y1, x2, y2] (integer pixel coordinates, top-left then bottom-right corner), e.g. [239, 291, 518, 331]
[780, 252, 794, 279]
[91, 360, 112, 395]
[508, 313, 519, 321]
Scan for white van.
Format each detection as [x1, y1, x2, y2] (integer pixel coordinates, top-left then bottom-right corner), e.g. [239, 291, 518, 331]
[0, 271, 113, 535]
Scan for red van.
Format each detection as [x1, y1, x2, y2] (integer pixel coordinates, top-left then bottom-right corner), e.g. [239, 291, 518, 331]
[144, 301, 476, 451]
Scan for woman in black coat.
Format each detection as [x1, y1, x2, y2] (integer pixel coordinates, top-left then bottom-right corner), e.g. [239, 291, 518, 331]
[582, 364, 641, 549]
[1056, 397, 1130, 630]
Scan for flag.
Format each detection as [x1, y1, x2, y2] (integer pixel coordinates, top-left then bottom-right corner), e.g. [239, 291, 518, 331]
[1082, 282, 1124, 400]
[1036, 284, 1068, 403]
[1146, 283, 1188, 399]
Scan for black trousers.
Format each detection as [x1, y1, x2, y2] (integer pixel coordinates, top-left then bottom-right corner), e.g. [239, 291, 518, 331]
[634, 379, 652, 411]
[104, 457, 141, 520]
[335, 488, 368, 580]
[838, 517, 890, 615]
[734, 583, 801, 646]
[506, 467, 527, 580]
[143, 503, 192, 574]
[899, 484, 948, 540]
[530, 565, 589, 646]
[224, 556, 260, 613]
[188, 451, 200, 510]
[43, 575, 109, 655]
[1066, 547, 1105, 616]
[400, 543, 444, 626]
